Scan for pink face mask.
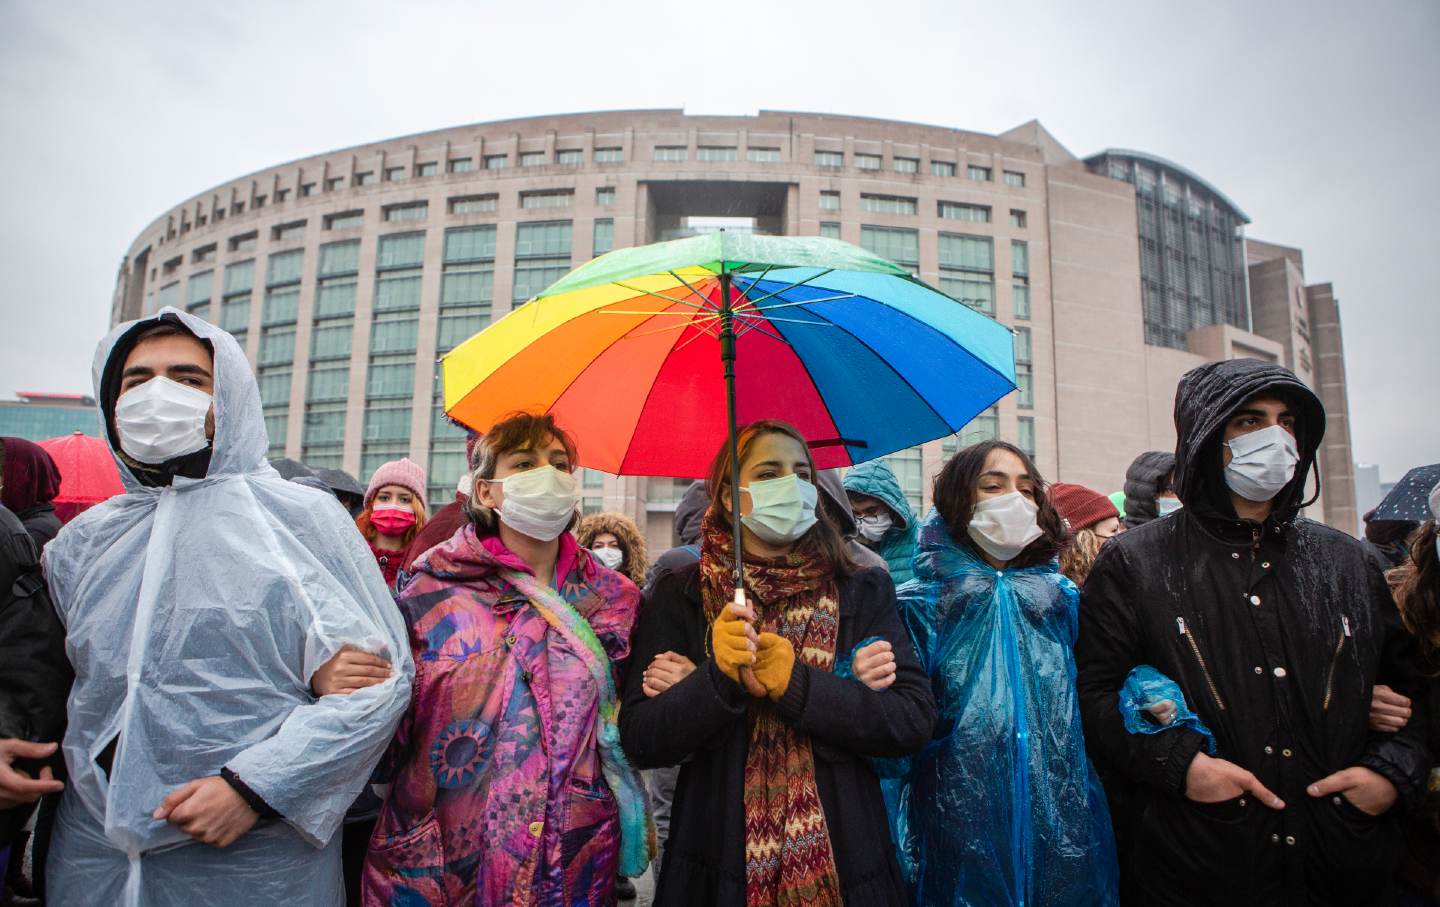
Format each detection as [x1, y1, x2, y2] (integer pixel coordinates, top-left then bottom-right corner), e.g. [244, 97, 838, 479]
[370, 504, 416, 537]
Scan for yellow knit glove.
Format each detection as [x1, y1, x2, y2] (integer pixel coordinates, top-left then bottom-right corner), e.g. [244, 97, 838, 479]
[753, 632, 796, 702]
[711, 603, 755, 683]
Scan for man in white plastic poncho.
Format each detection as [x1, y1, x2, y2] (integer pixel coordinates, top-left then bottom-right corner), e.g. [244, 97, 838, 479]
[42, 308, 413, 905]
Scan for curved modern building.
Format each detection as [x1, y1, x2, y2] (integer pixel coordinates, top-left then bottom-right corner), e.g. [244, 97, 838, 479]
[113, 110, 1357, 547]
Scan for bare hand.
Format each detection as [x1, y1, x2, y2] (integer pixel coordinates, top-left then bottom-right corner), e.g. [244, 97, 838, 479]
[312, 645, 392, 696]
[852, 640, 896, 691]
[153, 776, 259, 848]
[1308, 766, 1398, 817]
[0, 739, 65, 808]
[1184, 752, 1285, 809]
[1368, 684, 1412, 733]
[643, 651, 697, 698]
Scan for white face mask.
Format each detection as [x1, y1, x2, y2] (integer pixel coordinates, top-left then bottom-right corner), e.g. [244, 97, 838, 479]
[485, 465, 579, 541]
[968, 491, 1044, 563]
[740, 473, 819, 546]
[591, 546, 625, 571]
[114, 376, 213, 465]
[855, 512, 893, 543]
[1223, 425, 1299, 503]
[1157, 497, 1184, 517]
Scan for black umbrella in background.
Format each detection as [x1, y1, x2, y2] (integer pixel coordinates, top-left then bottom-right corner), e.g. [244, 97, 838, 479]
[314, 466, 366, 517]
[1370, 464, 1440, 523]
[269, 457, 314, 481]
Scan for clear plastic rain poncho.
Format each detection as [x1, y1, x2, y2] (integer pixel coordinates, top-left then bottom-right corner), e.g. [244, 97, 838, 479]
[41, 308, 413, 907]
[888, 510, 1117, 906]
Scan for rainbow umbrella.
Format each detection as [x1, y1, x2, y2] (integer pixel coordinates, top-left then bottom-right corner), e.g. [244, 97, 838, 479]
[444, 232, 1015, 651]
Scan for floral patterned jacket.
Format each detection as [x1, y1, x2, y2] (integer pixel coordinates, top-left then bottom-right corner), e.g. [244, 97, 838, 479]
[363, 525, 639, 906]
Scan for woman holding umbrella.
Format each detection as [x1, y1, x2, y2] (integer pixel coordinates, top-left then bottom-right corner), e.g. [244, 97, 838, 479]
[619, 419, 935, 907]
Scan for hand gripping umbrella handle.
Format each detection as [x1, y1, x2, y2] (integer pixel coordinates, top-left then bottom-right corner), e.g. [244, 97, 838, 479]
[733, 588, 768, 697]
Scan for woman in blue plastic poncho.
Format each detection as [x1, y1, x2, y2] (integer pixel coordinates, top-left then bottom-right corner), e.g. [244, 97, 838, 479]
[891, 440, 1118, 906]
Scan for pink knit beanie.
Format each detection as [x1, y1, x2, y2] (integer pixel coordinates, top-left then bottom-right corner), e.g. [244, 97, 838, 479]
[365, 458, 427, 509]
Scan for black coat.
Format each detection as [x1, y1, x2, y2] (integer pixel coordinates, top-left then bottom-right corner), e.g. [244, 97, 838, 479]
[619, 562, 936, 907]
[1076, 359, 1432, 906]
[1122, 450, 1176, 529]
[0, 504, 72, 845]
[17, 502, 62, 550]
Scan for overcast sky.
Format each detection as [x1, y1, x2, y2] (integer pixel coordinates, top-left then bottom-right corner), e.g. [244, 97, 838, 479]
[2, 0, 1435, 482]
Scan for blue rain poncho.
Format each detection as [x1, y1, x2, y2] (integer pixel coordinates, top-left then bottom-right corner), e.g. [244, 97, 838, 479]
[42, 308, 413, 907]
[889, 510, 1117, 906]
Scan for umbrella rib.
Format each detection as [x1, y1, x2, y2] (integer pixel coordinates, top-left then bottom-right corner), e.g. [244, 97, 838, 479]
[747, 293, 860, 312]
[610, 282, 715, 311]
[624, 313, 721, 340]
[730, 269, 835, 311]
[727, 265, 776, 314]
[668, 269, 724, 313]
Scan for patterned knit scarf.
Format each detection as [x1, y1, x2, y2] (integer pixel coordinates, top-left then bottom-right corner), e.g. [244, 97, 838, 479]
[500, 568, 657, 877]
[699, 511, 844, 907]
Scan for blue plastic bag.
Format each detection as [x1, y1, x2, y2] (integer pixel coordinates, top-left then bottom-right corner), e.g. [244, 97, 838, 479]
[1119, 665, 1218, 755]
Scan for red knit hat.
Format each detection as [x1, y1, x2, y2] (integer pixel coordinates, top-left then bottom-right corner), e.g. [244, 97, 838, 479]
[1049, 482, 1119, 533]
[365, 458, 428, 509]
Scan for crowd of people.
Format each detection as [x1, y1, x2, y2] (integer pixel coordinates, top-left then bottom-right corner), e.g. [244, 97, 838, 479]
[0, 305, 1436, 907]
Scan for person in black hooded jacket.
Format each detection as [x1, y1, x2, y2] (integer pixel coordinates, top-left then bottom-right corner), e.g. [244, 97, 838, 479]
[1075, 358, 1431, 906]
[1122, 450, 1178, 530]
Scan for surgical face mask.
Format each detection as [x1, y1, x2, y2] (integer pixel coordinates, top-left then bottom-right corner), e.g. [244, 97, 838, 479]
[488, 465, 580, 542]
[1157, 497, 1184, 517]
[370, 503, 416, 536]
[114, 376, 212, 465]
[591, 546, 625, 571]
[968, 491, 1044, 563]
[740, 473, 819, 546]
[1223, 424, 1299, 503]
[855, 512, 893, 543]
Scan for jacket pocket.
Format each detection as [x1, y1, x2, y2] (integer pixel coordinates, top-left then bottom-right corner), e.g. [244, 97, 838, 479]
[1176, 617, 1226, 712]
[1322, 615, 1352, 712]
[364, 811, 450, 907]
[560, 778, 620, 895]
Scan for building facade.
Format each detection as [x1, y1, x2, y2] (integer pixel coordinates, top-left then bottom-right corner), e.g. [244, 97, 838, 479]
[112, 110, 1357, 551]
[0, 393, 100, 441]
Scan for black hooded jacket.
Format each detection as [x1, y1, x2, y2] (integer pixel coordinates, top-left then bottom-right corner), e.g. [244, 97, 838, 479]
[1075, 359, 1431, 906]
[1122, 450, 1176, 529]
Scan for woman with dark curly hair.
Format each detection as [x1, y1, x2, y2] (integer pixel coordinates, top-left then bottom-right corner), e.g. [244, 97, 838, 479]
[576, 511, 648, 587]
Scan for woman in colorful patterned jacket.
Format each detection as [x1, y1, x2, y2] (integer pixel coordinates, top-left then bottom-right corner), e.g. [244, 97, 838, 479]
[362, 412, 653, 907]
[619, 419, 935, 907]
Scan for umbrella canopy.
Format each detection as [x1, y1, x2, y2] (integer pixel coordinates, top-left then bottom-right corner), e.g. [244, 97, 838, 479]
[268, 457, 315, 481]
[314, 466, 365, 501]
[1370, 464, 1440, 524]
[36, 431, 125, 523]
[443, 233, 1016, 478]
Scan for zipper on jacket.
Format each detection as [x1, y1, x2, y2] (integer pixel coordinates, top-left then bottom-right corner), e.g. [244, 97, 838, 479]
[1322, 615, 1351, 712]
[1177, 617, 1227, 712]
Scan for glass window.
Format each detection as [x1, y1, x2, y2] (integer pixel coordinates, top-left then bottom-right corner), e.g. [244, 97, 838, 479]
[1017, 416, 1036, 456]
[230, 232, 257, 253]
[697, 146, 737, 161]
[385, 167, 407, 182]
[819, 222, 840, 239]
[259, 327, 296, 367]
[377, 232, 426, 269]
[449, 194, 498, 215]
[316, 277, 356, 318]
[893, 157, 918, 173]
[860, 195, 917, 215]
[365, 359, 414, 398]
[303, 401, 347, 457]
[859, 225, 919, 267]
[364, 400, 412, 443]
[300, 183, 315, 197]
[946, 405, 999, 453]
[326, 210, 364, 230]
[264, 410, 288, 453]
[1012, 240, 1029, 277]
[1004, 170, 1026, 188]
[370, 315, 419, 354]
[310, 321, 353, 360]
[818, 191, 840, 211]
[326, 177, 345, 191]
[220, 298, 250, 332]
[483, 154, 508, 170]
[593, 218, 614, 256]
[747, 147, 780, 162]
[437, 302, 489, 353]
[448, 157, 474, 173]
[156, 282, 179, 310]
[384, 202, 428, 222]
[513, 259, 570, 304]
[938, 233, 993, 271]
[968, 165, 992, 181]
[938, 201, 991, 222]
[520, 151, 546, 167]
[1010, 209, 1027, 229]
[319, 240, 360, 277]
[594, 147, 623, 163]
[939, 233, 995, 315]
[1012, 240, 1031, 320]
[653, 146, 688, 161]
[583, 468, 606, 489]
[931, 160, 957, 177]
[514, 221, 572, 257]
[556, 149, 583, 165]
[1014, 326, 1032, 364]
[266, 249, 304, 286]
[272, 221, 305, 242]
[415, 162, 439, 177]
[855, 153, 881, 170]
[883, 446, 924, 511]
[192, 244, 216, 264]
[224, 260, 255, 295]
[263, 285, 300, 325]
[814, 150, 844, 168]
[596, 187, 615, 206]
[444, 225, 497, 262]
[514, 221, 572, 304]
[186, 270, 213, 314]
[354, 171, 375, 186]
[520, 190, 574, 210]
[375, 270, 422, 311]
[1015, 364, 1034, 409]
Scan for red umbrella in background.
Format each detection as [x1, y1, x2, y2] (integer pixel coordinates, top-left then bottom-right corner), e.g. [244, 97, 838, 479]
[37, 432, 125, 524]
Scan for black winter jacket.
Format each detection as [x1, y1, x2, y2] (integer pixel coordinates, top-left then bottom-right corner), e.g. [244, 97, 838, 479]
[619, 562, 935, 906]
[1076, 359, 1431, 906]
[1122, 450, 1176, 529]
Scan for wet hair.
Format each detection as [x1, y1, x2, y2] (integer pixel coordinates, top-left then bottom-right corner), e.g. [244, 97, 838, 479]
[1059, 528, 1106, 586]
[356, 491, 429, 548]
[464, 411, 578, 535]
[932, 439, 1066, 569]
[1390, 522, 1440, 659]
[705, 419, 857, 576]
[575, 512, 649, 585]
